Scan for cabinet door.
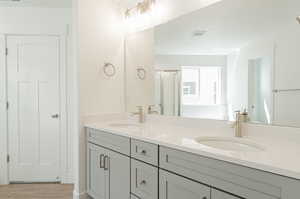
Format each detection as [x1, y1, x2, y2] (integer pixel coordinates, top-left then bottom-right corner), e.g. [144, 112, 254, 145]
[159, 170, 210, 199]
[212, 189, 241, 199]
[108, 149, 130, 199]
[87, 143, 109, 199]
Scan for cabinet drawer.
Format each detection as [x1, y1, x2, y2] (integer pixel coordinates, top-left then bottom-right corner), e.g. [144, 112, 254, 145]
[160, 147, 279, 199]
[131, 139, 158, 166]
[131, 159, 158, 199]
[87, 127, 130, 156]
[159, 169, 210, 199]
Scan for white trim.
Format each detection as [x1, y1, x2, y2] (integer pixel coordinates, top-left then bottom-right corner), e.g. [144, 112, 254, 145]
[0, 24, 72, 184]
[0, 24, 67, 36]
[0, 34, 8, 185]
[73, 190, 88, 199]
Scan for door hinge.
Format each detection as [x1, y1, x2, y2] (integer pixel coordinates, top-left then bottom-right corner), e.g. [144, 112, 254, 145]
[7, 155, 10, 163]
[6, 101, 9, 110]
[5, 48, 8, 56]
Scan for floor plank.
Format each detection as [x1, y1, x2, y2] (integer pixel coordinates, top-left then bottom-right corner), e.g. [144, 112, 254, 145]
[0, 184, 73, 199]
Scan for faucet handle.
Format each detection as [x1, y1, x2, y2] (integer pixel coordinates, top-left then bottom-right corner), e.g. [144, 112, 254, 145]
[148, 105, 160, 114]
[148, 105, 156, 110]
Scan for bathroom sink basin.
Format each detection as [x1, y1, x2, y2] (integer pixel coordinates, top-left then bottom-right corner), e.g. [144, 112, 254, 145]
[109, 123, 140, 128]
[195, 137, 265, 152]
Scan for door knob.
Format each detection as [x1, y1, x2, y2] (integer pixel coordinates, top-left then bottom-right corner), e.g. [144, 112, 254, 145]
[51, 114, 60, 118]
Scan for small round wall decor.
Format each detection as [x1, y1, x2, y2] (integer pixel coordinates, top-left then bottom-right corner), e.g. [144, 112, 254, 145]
[137, 68, 146, 80]
[103, 63, 116, 77]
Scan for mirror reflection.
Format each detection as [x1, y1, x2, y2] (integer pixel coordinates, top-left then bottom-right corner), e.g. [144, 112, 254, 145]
[125, 0, 300, 127]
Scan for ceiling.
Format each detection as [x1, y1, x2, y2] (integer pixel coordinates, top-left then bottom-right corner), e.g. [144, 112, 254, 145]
[115, 0, 139, 8]
[155, 0, 300, 55]
[0, 0, 72, 8]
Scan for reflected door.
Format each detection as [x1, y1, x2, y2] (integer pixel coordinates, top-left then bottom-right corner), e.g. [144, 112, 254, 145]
[248, 58, 272, 124]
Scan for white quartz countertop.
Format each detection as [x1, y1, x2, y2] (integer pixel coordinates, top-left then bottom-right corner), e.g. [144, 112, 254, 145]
[85, 117, 300, 180]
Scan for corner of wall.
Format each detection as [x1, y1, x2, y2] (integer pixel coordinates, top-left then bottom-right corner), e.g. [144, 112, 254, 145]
[73, 190, 88, 199]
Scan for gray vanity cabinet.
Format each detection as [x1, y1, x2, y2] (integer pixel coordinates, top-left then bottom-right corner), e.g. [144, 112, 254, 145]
[212, 189, 241, 199]
[87, 143, 130, 199]
[159, 169, 211, 199]
[86, 128, 300, 199]
[87, 143, 109, 199]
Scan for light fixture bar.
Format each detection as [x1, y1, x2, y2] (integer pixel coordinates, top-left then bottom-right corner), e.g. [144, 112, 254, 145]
[125, 0, 155, 18]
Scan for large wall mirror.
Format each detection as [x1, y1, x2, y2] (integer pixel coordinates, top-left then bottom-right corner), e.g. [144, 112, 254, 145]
[125, 0, 300, 127]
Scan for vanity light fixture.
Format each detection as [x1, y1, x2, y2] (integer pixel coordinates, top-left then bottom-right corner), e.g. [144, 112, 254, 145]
[125, 0, 156, 19]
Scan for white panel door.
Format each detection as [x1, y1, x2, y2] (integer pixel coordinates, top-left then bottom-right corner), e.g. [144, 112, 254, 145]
[7, 35, 61, 182]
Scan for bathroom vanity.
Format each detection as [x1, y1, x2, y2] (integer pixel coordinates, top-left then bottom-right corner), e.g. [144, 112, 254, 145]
[85, 117, 300, 199]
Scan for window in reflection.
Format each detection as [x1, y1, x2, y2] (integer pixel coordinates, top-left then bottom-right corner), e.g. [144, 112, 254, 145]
[182, 67, 222, 106]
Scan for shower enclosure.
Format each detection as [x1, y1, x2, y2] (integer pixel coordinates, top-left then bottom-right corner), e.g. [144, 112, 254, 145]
[155, 70, 181, 116]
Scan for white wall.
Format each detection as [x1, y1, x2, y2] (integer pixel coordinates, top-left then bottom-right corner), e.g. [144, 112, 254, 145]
[74, 0, 125, 197]
[155, 54, 227, 67]
[0, 7, 72, 25]
[226, 40, 274, 120]
[0, 7, 74, 184]
[125, 29, 155, 112]
[227, 23, 300, 126]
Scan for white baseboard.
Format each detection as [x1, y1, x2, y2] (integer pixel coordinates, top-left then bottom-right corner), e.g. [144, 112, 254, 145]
[61, 172, 74, 184]
[73, 190, 88, 199]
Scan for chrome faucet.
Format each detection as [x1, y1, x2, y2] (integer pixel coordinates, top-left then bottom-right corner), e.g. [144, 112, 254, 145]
[147, 105, 159, 114]
[232, 110, 248, 137]
[132, 106, 146, 123]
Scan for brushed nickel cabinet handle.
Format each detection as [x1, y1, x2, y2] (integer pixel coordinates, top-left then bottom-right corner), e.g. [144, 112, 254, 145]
[99, 154, 105, 168]
[104, 155, 110, 171]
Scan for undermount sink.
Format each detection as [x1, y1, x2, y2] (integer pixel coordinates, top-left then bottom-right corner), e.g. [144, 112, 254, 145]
[109, 123, 140, 128]
[195, 137, 265, 152]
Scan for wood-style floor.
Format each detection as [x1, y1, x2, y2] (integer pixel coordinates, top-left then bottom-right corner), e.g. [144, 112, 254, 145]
[0, 184, 73, 199]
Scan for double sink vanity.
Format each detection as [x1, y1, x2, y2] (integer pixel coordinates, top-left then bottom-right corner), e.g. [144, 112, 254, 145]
[83, 0, 300, 198]
[85, 115, 300, 199]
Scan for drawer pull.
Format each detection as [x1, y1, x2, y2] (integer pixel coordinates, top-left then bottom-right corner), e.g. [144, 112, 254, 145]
[140, 180, 147, 185]
[99, 154, 105, 168]
[140, 150, 147, 155]
[202, 197, 207, 199]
